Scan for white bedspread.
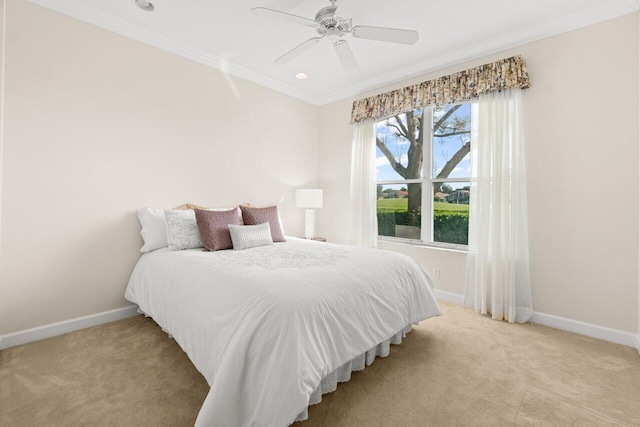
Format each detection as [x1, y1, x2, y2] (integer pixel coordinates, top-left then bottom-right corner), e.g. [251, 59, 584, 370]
[125, 238, 441, 426]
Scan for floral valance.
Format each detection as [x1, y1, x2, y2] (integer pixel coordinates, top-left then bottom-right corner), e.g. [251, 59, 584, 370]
[350, 55, 530, 123]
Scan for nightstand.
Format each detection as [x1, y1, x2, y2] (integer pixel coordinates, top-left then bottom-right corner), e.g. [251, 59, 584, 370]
[300, 237, 326, 242]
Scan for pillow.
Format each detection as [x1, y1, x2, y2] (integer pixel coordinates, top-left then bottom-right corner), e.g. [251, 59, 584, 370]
[137, 208, 168, 253]
[176, 203, 245, 223]
[195, 208, 241, 251]
[228, 223, 274, 250]
[240, 205, 286, 242]
[164, 209, 203, 251]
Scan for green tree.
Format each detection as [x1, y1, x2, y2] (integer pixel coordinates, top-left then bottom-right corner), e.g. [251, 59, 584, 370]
[376, 106, 470, 212]
[441, 184, 454, 194]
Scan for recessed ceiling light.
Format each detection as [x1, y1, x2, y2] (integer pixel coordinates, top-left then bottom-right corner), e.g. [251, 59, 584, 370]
[296, 73, 308, 80]
[134, 0, 154, 11]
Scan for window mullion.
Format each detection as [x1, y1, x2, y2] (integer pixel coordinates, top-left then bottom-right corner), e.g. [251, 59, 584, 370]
[422, 108, 434, 244]
[375, 103, 471, 249]
[432, 177, 470, 183]
[377, 179, 422, 185]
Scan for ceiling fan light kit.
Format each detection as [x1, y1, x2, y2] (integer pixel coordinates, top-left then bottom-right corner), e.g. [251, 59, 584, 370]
[252, 0, 419, 75]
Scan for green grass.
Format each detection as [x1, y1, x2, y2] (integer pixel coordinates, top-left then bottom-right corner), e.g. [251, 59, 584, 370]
[376, 198, 408, 212]
[377, 198, 469, 214]
[434, 202, 469, 212]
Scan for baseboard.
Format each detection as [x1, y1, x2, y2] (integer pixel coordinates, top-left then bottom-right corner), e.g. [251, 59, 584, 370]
[2, 297, 638, 353]
[434, 290, 639, 349]
[0, 305, 140, 350]
[530, 311, 638, 348]
[434, 289, 465, 305]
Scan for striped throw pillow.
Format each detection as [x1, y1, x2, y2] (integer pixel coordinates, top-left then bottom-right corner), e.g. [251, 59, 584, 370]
[228, 223, 274, 250]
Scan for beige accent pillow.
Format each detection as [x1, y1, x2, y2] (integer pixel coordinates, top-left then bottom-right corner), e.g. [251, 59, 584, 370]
[174, 203, 251, 210]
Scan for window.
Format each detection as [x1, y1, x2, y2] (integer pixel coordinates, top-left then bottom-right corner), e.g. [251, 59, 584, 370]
[375, 103, 472, 248]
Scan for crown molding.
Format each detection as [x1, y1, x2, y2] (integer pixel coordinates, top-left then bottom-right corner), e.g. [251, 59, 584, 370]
[26, 0, 321, 105]
[316, 0, 640, 104]
[27, 0, 640, 106]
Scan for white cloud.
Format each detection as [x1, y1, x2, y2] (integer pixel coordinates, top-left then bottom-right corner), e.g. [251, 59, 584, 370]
[376, 156, 390, 167]
[376, 154, 408, 168]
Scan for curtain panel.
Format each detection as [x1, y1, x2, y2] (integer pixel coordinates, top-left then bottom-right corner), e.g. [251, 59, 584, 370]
[348, 119, 378, 248]
[350, 55, 530, 123]
[463, 89, 532, 323]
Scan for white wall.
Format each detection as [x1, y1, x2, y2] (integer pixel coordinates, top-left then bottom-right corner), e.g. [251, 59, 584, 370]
[0, 0, 8, 337]
[1, 1, 638, 341]
[0, 0, 319, 335]
[317, 13, 640, 334]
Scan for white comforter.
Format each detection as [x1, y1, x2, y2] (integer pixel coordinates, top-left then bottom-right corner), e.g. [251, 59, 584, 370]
[125, 238, 441, 426]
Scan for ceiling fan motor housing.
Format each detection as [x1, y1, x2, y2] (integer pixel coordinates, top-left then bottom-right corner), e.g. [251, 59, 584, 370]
[251, 1, 419, 74]
[314, 6, 351, 38]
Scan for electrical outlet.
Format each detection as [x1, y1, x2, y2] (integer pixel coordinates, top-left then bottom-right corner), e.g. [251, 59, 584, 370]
[434, 268, 440, 279]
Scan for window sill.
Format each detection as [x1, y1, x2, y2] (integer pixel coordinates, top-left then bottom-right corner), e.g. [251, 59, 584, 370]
[377, 237, 468, 254]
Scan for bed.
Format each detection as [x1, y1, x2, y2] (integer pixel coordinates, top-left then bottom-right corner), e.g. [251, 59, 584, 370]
[125, 237, 441, 426]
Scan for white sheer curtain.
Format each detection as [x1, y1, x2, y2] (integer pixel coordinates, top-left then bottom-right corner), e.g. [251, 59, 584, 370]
[464, 89, 533, 323]
[348, 119, 377, 248]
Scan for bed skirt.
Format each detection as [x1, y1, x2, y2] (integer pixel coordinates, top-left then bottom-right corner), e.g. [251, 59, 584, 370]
[294, 324, 414, 423]
[140, 306, 415, 425]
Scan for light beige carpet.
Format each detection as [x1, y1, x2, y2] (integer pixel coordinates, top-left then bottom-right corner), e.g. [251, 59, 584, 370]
[1, 302, 639, 426]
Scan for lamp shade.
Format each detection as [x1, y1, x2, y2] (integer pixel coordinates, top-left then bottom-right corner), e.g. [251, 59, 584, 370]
[296, 189, 323, 209]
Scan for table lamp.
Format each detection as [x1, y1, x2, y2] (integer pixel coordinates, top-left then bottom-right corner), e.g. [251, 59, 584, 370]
[296, 189, 323, 239]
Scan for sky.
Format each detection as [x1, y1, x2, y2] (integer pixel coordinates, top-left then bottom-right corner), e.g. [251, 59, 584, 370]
[375, 104, 472, 189]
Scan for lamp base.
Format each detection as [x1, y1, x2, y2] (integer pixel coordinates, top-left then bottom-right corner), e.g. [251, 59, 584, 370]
[304, 209, 315, 239]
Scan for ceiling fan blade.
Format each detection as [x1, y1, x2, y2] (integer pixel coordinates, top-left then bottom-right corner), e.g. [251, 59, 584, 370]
[352, 26, 419, 45]
[274, 37, 323, 65]
[333, 40, 360, 75]
[251, 7, 317, 28]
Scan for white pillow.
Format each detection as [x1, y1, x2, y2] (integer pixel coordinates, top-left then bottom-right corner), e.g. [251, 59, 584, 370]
[137, 208, 168, 253]
[165, 209, 203, 251]
[228, 223, 274, 250]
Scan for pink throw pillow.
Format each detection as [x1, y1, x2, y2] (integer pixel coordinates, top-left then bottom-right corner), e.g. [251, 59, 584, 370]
[195, 208, 241, 251]
[239, 205, 286, 242]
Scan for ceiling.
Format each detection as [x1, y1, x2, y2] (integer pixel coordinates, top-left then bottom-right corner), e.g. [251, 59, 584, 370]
[28, 0, 639, 105]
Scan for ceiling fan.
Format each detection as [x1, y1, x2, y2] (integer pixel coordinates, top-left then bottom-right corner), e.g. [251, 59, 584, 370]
[251, 0, 419, 75]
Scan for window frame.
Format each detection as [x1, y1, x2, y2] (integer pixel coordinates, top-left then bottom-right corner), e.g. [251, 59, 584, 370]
[376, 103, 471, 251]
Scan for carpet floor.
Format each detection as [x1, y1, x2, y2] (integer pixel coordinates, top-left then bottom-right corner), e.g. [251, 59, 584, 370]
[1, 302, 639, 426]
